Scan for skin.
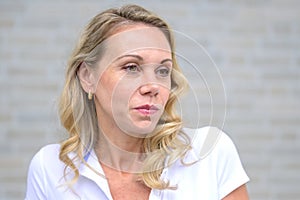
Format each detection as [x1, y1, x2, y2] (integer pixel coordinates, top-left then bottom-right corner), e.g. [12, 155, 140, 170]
[78, 24, 172, 172]
[78, 23, 249, 200]
[222, 184, 249, 200]
[94, 25, 172, 149]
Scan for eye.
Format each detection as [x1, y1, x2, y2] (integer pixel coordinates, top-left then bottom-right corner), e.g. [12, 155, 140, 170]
[156, 66, 171, 77]
[122, 63, 140, 73]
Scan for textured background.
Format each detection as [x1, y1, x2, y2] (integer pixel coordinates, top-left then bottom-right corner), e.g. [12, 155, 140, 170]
[0, 0, 299, 199]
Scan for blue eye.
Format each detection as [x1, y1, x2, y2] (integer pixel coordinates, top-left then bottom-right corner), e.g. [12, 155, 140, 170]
[156, 66, 170, 77]
[123, 64, 140, 73]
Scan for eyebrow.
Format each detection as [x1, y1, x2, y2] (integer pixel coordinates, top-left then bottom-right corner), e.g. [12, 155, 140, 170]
[114, 54, 172, 64]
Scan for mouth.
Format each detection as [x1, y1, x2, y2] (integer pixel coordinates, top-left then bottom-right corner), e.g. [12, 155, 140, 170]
[134, 104, 160, 116]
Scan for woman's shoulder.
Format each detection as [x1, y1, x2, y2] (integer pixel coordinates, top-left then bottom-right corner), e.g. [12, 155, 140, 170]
[182, 126, 237, 161]
[26, 144, 69, 199]
[165, 130, 249, 199]
[28, 144, 62, 172]
[32, 144, 61, 159]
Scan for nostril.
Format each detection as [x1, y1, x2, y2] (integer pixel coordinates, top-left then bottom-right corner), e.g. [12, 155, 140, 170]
[139, 84, 160, 96]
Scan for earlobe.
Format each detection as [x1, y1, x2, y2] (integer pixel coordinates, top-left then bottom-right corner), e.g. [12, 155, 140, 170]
[77, 62, 94, 93]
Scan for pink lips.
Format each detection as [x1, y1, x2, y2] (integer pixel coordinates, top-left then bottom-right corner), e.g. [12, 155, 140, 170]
[134, 104, 159, 115]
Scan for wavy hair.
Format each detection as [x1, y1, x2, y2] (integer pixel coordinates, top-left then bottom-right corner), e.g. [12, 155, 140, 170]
[58, 4, 191, 190]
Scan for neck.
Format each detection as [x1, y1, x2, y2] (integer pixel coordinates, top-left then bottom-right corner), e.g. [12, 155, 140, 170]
[95, 128, 146, 174]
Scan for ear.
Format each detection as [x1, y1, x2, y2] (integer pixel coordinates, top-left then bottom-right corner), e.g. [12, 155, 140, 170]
[77, 62, 95, 93]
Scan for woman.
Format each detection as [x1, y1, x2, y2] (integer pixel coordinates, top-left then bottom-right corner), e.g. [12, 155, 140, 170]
[26, 4, 249, 200]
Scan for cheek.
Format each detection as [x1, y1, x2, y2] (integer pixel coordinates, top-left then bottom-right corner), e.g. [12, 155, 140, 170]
[109, 78, 137, 115]
[95, 72, 120, 106]
[161, 88, 171, 105]
[110, 76, 141, 104]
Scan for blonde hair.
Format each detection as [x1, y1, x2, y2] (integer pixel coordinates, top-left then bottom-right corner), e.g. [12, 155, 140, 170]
[58, 4, 191, 190]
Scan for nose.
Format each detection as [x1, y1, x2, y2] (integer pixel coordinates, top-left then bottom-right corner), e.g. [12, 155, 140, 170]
[139, 83, 160, 97]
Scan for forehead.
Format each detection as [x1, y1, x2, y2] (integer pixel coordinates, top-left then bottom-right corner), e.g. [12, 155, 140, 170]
[101, 24, 172, 62]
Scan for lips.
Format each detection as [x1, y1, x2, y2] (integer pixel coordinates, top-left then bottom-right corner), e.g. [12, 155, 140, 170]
[134, 104, 159, 115]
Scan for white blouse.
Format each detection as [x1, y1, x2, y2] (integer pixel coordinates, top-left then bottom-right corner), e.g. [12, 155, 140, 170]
[25, 126, 249, 200]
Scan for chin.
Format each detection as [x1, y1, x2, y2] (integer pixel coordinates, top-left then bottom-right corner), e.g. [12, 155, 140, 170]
[121, 121, 159, 138]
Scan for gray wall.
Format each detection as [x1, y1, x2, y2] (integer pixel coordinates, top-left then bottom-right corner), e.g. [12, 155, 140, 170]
[0, 0, 299, 199]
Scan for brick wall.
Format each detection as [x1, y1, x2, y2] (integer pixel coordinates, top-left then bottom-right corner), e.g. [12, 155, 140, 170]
[0, 0, 299, 199]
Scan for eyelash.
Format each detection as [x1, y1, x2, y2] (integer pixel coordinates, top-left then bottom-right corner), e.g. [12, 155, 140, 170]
[155, 66, 170, 77]
[122, 63, 171, 77]
[122, 64, 140, 73]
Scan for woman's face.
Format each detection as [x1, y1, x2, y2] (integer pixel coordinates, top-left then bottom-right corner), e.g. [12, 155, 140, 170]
[94, 24, 172, 137]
